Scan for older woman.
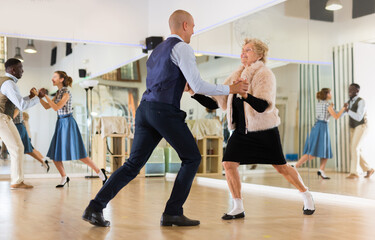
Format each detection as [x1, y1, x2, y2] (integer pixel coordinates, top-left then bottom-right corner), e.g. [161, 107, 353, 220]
[189, 38, 315, 220]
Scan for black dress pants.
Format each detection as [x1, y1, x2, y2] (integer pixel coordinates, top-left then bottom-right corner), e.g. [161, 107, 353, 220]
[89, 101, 201, 215]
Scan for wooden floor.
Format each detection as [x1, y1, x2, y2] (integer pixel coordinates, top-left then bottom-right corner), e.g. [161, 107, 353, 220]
[3, 157, 375, 199]
[1, 177, 375, 240]
[0, 157, 89, 175]
[211, 167, 375, 200]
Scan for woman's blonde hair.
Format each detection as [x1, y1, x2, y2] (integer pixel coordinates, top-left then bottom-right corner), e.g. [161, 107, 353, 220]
[243, 38, 268, 63]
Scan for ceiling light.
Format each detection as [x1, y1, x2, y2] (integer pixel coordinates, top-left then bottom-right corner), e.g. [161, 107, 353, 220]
[14, 47, 24, 62]
[325, 0, 343, 11]
[24, 39, 37, 53]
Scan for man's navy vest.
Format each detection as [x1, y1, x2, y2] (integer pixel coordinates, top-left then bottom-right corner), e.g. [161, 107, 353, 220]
[141, 37, 187, 108]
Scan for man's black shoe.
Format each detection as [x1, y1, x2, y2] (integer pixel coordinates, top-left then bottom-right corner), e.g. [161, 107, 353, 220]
[160, 213, 200, 226]
[82, 207, 110, 227]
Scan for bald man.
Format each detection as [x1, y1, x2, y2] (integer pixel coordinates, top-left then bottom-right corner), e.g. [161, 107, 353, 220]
[82, 9, 248, 227]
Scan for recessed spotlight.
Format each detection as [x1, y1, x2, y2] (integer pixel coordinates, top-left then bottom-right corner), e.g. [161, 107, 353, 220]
[325, 0, 343, 11]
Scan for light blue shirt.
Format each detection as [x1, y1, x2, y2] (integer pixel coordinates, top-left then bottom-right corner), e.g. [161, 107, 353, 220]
[168, 35, 230, 96]
[0, 73, 39, 111]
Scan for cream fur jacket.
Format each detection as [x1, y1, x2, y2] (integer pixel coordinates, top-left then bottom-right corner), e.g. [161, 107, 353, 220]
[214, 61, 280, 132]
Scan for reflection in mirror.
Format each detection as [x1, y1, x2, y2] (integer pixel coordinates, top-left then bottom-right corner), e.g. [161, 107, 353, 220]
[301, 0, 375, 198]
[89, 59, 147, 174]
[0, 37, 146, 181]
[1, 0, 374, 201]
[182, 0, 375, 200]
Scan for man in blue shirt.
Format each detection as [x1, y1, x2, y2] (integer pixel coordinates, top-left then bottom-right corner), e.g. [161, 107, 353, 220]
[82, 10, 248, 227]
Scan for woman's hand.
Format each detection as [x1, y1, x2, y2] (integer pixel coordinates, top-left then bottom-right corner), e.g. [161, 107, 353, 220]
[38, 88, 47, 99]
[236, 78, 248, 99]
[328, 103, 347, 120]
[29, 88, 37, 98]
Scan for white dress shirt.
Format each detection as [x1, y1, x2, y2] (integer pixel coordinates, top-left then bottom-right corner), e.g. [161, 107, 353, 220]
[168, 35, 230, 96]
[344, 96, 366, 122]
[0, 73, 39, 111]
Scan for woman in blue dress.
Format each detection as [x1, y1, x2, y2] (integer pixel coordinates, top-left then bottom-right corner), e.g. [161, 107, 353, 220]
[39, 71, 107, 187]
[295, 88, 346, 179]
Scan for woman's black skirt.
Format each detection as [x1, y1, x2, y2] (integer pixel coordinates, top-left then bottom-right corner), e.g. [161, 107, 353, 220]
[223, 127, 286, 165]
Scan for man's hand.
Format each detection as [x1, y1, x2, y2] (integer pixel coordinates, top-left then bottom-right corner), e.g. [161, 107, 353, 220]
[229, 78, 249, 96]
[38, 88, 47, 99]
[184, 83, 195, 96]
[29, 88, 37, 98]
[344, 103, 349, 112]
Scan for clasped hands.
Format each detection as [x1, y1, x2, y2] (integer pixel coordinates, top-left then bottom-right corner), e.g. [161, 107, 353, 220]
[29, 87, 47, 99]
[184, 78, 249, 98]
[329, 102, 349, 112]
[331, 102, 349, 112]
[343, 103, 349, 112]
[232, 78, 249, 99]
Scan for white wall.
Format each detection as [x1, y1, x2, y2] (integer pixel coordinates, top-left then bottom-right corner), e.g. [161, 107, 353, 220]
[190, 1, 375, 65]
[43, 42, 146, 92]
[334, 0, 375, 44]
[353, 42, 375, 168]
[190, 2, 335, 63]
[272, 64, 300, 154]
[0, 0, 284, 47]
[147, 0, 285, 37]
[0, 0, 149, 46]
[3, 0, 375, 64]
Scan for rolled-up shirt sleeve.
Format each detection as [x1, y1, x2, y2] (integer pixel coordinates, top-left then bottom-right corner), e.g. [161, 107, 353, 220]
[0, 80, 39, 111]
[348, 99, 366, 122]
[171, 42, 230, 96]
